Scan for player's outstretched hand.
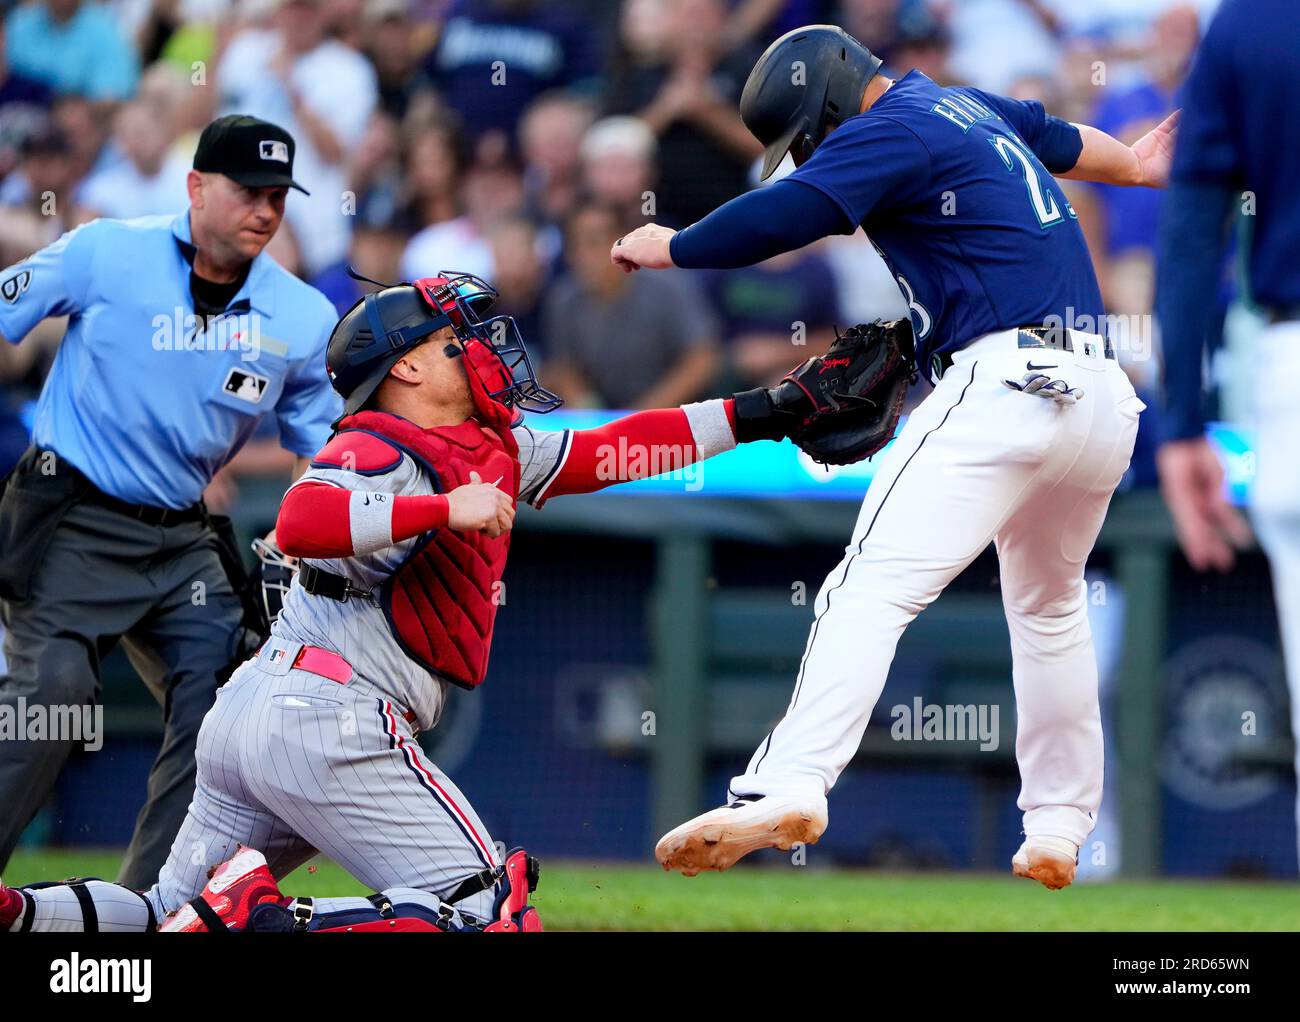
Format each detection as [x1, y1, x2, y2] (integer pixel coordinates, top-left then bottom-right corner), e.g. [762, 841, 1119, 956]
[1131, 109, 1180, 188]
[611, 223, 677, 273]
[448, 478, 515, 538]
[1157, 437, 1252, 571]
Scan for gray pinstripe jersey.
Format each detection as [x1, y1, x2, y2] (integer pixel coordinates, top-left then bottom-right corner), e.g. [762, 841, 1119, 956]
[269, 423, 571, 731]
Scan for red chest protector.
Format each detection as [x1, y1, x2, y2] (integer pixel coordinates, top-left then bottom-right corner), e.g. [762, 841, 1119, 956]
[334, 409, 520, 690]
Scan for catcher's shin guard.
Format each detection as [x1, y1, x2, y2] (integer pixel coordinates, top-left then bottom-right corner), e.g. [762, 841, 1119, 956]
[482, 848, 543, 932]
[265, 891, 455, 932]
[280, 890, 461, 932]
[159, 846, 285, 932]
[304, 850, 542, 933]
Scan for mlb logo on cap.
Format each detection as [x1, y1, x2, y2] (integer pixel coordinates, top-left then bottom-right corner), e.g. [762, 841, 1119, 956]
[259, 140, 290, 163]
[193, 114, 309, 194]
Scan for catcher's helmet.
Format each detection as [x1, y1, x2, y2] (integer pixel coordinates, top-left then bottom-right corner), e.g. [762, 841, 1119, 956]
[740, 24, 883, 180]
[325, 271, 561, 421]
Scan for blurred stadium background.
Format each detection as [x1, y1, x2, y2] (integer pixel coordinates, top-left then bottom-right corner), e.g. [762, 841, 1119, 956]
[2, 0, 1296, 922]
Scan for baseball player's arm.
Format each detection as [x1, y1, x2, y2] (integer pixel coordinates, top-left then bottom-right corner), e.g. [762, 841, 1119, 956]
[614, 117, 929, 272]
[275, 437, 513, 558]
[264, 456, 311, 549]
[275, 306, 346, 461]
[277, 482, 513, 556]
[612, 181, 849, 272]
[966, 87, 1175, 188]
[1153, 179, 1248, 571]
[520, 399, 738, 508]
[1153, 2, 1251, 572]
[1155, 30, 1240, 443]
[1059, 113, 1179, 188]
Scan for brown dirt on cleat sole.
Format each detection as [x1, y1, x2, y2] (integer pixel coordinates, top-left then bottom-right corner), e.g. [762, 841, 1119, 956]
[1012, 850, 1076, 891]
[657, 809, 825, 877]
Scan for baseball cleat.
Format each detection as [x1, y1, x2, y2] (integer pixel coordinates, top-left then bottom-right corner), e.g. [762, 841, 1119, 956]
[655, 794, 828, 876]
[1012, 835, 1078, 890]
[160, 845, 285, 932]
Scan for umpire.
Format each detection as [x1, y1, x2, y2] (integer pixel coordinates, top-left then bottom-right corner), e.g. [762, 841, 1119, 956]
[0, 114, 340, 887]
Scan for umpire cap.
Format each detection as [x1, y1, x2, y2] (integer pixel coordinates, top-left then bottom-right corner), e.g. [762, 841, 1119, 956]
[193, 114, 309, 194]
[740, 25, 883, 180]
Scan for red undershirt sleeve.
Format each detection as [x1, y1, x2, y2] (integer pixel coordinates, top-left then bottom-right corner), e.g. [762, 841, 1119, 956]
[276, 482, 451, 558]
[540, 398, 738, 502]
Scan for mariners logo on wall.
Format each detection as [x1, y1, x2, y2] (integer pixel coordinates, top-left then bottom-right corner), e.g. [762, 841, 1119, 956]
[1161, 635, 1287, 811]
[223, 368, 269, 404]
[1, 269, 32, 304]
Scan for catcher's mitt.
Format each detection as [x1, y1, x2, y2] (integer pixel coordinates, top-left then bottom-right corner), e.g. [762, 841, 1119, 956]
[732, 319, 916, 466]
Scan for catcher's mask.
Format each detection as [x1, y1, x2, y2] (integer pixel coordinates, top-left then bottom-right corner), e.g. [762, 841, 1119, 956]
[326, 270, 562, 424]
[252, 537, 295, 625]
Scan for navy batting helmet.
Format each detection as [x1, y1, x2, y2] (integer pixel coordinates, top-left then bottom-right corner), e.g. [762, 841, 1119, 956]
[740, 24, 883, 180]
[325, 271, 561, 420]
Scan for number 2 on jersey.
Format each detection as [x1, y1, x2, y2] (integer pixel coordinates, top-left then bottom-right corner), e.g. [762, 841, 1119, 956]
[989, 134, 1066, 229]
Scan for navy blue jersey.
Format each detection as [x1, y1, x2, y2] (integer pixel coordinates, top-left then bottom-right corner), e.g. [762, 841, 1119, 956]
[786, 70, 1105, 369]
[1170, 0, 1300, 308]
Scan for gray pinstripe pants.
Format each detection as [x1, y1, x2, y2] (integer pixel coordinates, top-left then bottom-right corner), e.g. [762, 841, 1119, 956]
[150, 644, 500, 921]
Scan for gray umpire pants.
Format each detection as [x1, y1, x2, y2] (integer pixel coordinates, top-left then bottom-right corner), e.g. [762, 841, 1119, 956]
[0, 501, 245, 888]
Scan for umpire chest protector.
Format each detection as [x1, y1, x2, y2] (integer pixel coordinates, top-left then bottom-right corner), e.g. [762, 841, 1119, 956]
[328, 409, 520, 690]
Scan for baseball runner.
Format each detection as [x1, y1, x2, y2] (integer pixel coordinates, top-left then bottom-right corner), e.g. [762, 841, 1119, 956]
[1153, 0, 1300, 866]
[0, 115, 339, 888]
[613, 25, 1177, 888]
[0, 270, 893, 931]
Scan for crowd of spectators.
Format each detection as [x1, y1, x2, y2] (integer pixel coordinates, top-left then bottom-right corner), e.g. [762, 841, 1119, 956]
[0, 0, 1223, 491]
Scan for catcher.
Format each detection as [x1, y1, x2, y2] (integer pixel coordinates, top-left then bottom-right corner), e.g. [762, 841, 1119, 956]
[0, 271, 907, 932]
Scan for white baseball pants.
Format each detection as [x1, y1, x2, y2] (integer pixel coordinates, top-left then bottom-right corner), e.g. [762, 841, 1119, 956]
[729, 328, 1144, 847]
[1247, 320, 1300, 868]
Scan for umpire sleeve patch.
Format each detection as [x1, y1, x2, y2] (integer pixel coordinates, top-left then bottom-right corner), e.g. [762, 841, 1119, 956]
[1, 268, 31, 304]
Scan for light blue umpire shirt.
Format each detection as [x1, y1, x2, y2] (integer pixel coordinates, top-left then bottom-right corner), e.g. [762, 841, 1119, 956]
[0, 211, 341, 509]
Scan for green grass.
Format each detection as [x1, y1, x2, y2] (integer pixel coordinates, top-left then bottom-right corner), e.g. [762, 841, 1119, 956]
[7, 850, 1299, 931]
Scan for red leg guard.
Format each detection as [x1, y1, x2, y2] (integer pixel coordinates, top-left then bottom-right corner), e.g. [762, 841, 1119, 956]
[483, 848, 543, 932]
